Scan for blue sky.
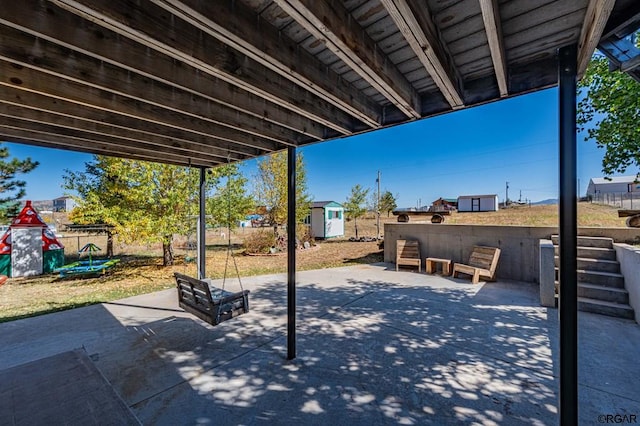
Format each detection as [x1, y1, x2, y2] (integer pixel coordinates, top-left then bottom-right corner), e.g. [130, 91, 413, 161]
[5, 87, 607, 208]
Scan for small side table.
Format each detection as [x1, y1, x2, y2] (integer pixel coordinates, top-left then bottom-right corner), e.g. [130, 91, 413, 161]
[425, 258, 452, 276]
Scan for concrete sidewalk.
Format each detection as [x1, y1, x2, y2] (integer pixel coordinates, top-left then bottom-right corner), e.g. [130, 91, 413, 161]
[1, 263, 639, 425]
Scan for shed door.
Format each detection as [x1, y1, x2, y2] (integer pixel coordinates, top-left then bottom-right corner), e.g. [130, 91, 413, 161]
[471, 198, 480, 212]
[11, 228, 43, 277]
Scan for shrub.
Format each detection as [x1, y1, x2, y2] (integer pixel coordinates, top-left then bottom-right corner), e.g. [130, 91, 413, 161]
[244, 225, 316, 254]
[297, 224, 316, 247]
[243, 229, 276, 254]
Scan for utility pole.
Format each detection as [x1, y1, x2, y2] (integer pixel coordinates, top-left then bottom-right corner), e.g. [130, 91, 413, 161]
[578, 178, 581, 199]
[505, 181, 510, 206]
[376, 171, 381, 240]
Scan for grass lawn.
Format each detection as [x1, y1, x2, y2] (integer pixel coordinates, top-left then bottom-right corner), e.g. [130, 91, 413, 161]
[0, 202, 629, 322]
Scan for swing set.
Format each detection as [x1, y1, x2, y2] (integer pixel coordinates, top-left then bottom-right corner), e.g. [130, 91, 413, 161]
[175, 164, 250, 326]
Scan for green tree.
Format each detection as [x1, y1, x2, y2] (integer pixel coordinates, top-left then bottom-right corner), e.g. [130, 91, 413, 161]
[577, 56, 640, 177]
[253, 151, 311, 227]
[64, 156, 201, 266]
[344, 184, 370, 238]
[0, 143, 38, 221]
[207, 164, 254, 230]
[379, 190, 398, 217]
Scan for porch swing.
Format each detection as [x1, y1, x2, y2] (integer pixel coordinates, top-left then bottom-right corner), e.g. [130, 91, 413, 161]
[175, 165, 250, 326]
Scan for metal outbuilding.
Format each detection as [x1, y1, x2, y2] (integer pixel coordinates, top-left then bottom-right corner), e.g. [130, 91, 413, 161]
[457, 194, 500, 212]
[586, 176, 640, 196]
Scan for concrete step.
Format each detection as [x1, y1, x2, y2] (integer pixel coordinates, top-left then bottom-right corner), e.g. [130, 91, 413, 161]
[556, 268, 626, 288]
[577, 297, 635, 320]
[554, 281, 629, 305]
[551, 235, 613, 249]
[554, 282, 630, 304]
[578, 283, 629, 304]
[554, 257, 620, 273]
[554, 246, 617, 261]
[577, 269, 625, 288]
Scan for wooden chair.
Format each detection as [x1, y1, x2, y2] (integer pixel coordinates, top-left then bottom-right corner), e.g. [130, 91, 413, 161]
[452, 246, 501, 284]
[396, 239, 421, 272]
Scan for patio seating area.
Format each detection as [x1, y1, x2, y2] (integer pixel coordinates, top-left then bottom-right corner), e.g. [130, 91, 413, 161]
[1, 263, 639, 424]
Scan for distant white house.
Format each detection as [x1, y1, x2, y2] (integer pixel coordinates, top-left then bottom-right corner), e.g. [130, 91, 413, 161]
[457, 194, 499, 212]
[307, 201, 344, 239]
[53, 196, 76, 212]
[586, 176, 640, 197]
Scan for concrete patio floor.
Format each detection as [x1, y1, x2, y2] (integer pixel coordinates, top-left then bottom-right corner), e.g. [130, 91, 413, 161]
[1, 263, 639, 425]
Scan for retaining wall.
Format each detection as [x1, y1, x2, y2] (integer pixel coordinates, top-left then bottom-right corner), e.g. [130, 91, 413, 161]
[613, 244, 640, 324]
[384, 223, 640, 283]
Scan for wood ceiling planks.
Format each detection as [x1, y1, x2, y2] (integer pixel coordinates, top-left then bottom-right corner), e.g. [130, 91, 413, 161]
[0, 0, 623, 168]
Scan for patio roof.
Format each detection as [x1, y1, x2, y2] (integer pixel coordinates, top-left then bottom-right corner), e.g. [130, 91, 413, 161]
[0, 0, 632, 167]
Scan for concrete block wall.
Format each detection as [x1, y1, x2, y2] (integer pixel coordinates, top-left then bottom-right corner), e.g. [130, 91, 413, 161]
[613, 244, 640, 324]
[384, 223, 640, 283]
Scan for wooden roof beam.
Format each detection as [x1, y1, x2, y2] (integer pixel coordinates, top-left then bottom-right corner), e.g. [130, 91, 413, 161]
[0, 25, 304, 147]
[0, 62, 280, 155]
[0, 115, 224, 166]
[2, 136, 216, 168]
[577, 0, 616, 78]
[0, 104, 238, 163]
[0, 86, 255, 160]
[274, 0, 421, 119]
[601, 8, 640, 40]
[621, 55, 640, 73]
[49, 0, 355, 135]
[479, 0, 508, 97]
[0, 0, 329, 141]
[381, 0, 464, 108]
[150, 0, 381, 128]
[0, 127, 217, 168]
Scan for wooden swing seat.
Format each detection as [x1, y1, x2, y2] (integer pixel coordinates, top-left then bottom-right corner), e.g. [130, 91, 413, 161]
[175, 272, 250, 326]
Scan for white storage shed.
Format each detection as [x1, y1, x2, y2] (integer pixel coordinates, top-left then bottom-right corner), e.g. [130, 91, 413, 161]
[457, 194, 499, 212]
[309, 201, 344, 239]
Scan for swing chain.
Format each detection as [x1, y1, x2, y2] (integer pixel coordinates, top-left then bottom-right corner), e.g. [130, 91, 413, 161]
[221, 154, 244, 293]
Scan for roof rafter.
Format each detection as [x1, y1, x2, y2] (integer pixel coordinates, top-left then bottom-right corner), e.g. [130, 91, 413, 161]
[479, 0, 508, 97]
[0, 126, 217, 167]
[0, 85, 256, 159]
[0, 62, 280, 155]
[0, 104, 238, 163]
[0, 0, 332, 141]
[0, 24, 301, 147]
[621, 55, 640, 73]
[577, 0, 616, 78]
[273, 0, 421, 119]
[381, 0, 464, 108]
[150, 0, 381, 128]
[0, 116, 224, 167]
[49, 0, 355, 134]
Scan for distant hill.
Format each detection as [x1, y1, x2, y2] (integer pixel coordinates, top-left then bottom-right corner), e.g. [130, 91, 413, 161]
[532, 199, 558, 205]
